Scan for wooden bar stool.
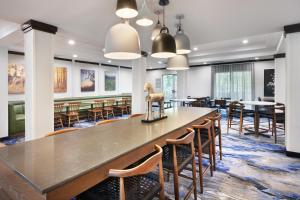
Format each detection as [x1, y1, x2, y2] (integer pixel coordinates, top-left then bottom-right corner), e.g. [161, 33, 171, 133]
[103, 99, 115, 119]
[208, 113, 223, 170]
[46, 128, 79, 137]
[54, 103, 65, 128]
[77, 145, 165, 200]
[63, 102, 81, 127]
[88, 100, 104, 121]
[192, 119, 214, 194]
[162, 128, 197, 200]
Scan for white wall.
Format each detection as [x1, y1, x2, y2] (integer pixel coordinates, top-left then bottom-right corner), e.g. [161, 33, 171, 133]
[275, 58, 286, 104]
[7, 54, 133, 101]
[254, 61, 275, 99]
[145, 61, 274, 99]
[186, 66, 212, 97]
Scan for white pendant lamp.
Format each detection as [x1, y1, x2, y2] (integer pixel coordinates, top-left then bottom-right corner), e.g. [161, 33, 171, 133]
[151, 10, 163, 40]
[174, 15, 191, 54]
[151, 1, 176, 59]
[104, 21, 141, 60]
[136, 0, 154, 27]
[116, 0, 138, 19]
[167, 54, 190, 70]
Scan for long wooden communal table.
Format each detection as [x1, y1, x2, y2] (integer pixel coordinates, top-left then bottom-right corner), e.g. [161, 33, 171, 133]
[0, 107, 216, 200]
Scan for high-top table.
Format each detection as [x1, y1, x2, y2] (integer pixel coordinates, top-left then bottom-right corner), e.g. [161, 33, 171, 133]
[0, 107, 216, 200]
[240, 101, 276, 137]
[170, 98, 197, 107]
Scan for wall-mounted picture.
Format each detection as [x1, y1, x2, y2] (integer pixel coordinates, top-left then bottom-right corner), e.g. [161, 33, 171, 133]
[8, 64, 25, 94]
[155, 78, 162, 89]
[264, 69, 275, 97]
[81, 69, 95, 92]
[105, 71, 116, 91]
[54, 67, 67, 93]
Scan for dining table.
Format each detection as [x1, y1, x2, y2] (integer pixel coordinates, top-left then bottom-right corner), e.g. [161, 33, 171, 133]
[0, 107, 216, 200]
[170, 98, 197, 107]
[239, 101, 276, 137]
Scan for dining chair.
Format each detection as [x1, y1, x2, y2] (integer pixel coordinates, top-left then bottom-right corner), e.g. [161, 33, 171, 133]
[54, 103, 65, 128]
[162, 128, 197, 200]
[103, 99, 115, 119]
[95, 119, 120, 126]
[0, 143, 6, 148]
[46, 128, 79, 137]
[77, 145, 165, 200]
[116, 100, 129, 116]
[63, 102, 81, 127]
[192, 119, 214, 193]
[123, 97, 132, 114]
[88, 100, 104, 122]
[227, 101, 252, 134]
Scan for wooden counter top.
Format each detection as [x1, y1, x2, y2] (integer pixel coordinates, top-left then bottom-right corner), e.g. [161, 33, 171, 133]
[0, 107, 216, 199]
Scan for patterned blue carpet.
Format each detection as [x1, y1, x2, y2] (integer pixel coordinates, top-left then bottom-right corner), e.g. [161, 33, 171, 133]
[1, 113, 300, 200]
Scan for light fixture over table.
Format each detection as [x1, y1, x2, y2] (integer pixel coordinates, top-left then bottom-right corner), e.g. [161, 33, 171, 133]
[116, 0, 138, 19]
[136, 0, 154, 27]
[151, 10, 163, 40]
[167, 54, 190, 70]
[174, 15, 191, 54]
[151, 0, 176, 59]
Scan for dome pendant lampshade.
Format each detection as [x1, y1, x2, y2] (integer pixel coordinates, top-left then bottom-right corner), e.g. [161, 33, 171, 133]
[175, 29, 191, 54]
[151, 26, 176, 58]
[104, 21, 141, 60]
[167, 54, 190, 70]
[151, 20, 162, 40]
[116, 0, 138, 19]
[174, 15, 191, 54]
[136, 0, 153, 27]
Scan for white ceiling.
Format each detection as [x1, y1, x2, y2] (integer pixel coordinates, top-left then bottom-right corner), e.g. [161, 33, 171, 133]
[0, 0, 300, 67]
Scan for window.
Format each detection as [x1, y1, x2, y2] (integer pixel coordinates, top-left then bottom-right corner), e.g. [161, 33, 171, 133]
[212, 63, 254, 100]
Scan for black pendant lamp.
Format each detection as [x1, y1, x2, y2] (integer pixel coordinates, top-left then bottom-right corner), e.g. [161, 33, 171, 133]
[116, 0, 138, 19]
[151, 1, 176, 59]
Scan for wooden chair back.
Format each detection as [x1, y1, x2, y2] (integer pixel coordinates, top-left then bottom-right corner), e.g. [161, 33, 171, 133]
[95, 119, 120, 126]
[109, 145, 165, 200]
[228, 101, 244, 114]
[105, 99, 115, 107]
[68, 102, 81, 112]
[208, 113, 222, 128]
[166, 128, 195, 145]
[94, 100, 104, 109]
[46, 128, 79, 137]
[54, 103, 65, 113]
[129, 114, 144, 118]
[215, 99, 226, 107]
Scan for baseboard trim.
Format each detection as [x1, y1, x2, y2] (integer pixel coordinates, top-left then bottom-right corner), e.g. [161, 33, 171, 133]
[286, 151, 300, 158]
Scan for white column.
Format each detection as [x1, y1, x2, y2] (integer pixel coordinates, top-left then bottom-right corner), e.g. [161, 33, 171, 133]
[23, 25, 56, 140]
[177, 70, 187, 98]
[132, 57, 147, 114]
[285, 25, 300, 154]
[0, 48, 8, 138]
[274, 54, 286, 104]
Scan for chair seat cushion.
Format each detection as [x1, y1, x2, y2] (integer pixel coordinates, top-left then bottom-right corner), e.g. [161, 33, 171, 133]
[162, 144, 193, 171]
[77, 173, 161, 200]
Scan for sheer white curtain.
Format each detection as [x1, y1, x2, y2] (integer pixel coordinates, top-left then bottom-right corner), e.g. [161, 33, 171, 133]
[211, 62, 255, 100]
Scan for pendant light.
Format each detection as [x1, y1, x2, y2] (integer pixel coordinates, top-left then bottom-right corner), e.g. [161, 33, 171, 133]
[151, 1, 176, 59]
[167, 54, 190, 70]
[136, 0, 154, 27]
[116, 0, 138, 19]
[104, 20, 141, 60]
[151, 10, 163, 40]
[174, 15, 191, 54]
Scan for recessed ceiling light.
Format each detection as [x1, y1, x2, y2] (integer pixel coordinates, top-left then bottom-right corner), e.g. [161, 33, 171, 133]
[242, 39, 249, 44]
[203, 62, 207, 64]
[68, 40, 75, 45]
[193, 47, 198, 51]
[73, 54, 78, 58]
[108, 60, 112, 63]
[158, 61, 163, 64]
[255, 57, 259, 60]
[102, 48, 106, 52]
